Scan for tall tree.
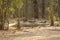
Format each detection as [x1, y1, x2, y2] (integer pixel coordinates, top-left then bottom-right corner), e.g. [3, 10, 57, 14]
[58, 0, 60, 19]
[33, 0, 38, 19]
[42, 0, 45, 19]
[0, 0, 11, 30]
[48, 0, 55, 26]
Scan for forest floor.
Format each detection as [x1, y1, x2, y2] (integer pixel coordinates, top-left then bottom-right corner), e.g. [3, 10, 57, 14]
[0, 19, 59, 40]
[0, 27, 60, 40]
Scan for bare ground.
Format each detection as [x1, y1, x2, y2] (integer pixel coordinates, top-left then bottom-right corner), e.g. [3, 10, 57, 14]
[0, 27, 60, 40]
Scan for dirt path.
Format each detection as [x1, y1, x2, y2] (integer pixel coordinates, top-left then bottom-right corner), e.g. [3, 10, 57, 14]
[0, 27, 60, 40]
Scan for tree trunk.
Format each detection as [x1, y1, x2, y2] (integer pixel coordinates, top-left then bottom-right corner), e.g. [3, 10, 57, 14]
[33, 0, 38, 19]
[42, 0, 45, 19]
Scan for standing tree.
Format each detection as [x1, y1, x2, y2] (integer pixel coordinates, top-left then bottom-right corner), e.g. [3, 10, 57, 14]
[42, 0, 45, 19]
[0, 0, 8, 30]
[58, 0, 60, 19]
[33, 0, 38, 19]
[12, 0, 24, 29]
[48, 0, 55, 26]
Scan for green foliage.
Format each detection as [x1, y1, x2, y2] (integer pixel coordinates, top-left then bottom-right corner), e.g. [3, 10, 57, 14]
[0, 0, 24, 30]
[9, 7, 15, 12]
[11, 0, 24, 8]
